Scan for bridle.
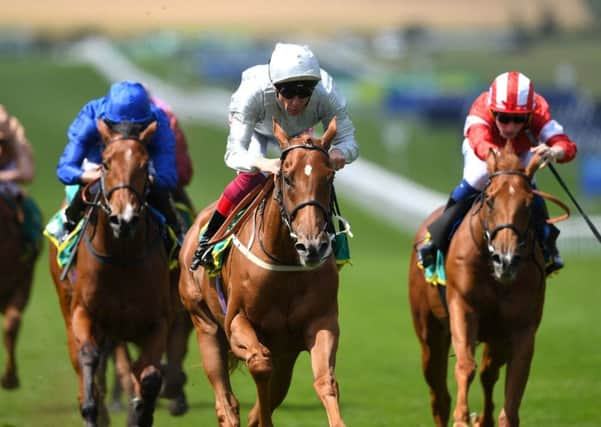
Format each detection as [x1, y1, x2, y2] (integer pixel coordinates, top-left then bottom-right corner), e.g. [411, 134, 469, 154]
[96, 135, 150, 216]
[479, 170, 533, 254]
[79, 134, 159, 266]
[274, 143, 333, 237]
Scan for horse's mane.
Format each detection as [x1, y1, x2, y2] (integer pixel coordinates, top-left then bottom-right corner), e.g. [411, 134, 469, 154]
[104, 120, 146, 138]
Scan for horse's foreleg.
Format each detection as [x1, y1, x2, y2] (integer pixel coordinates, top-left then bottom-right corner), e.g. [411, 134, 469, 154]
[129, 321, 167, 427]
[72, 305, 100, 426]
[110, 343, 134, 411]
[421, 316, 452, 427]
[474, 341, 506, 427]
[95, 349, 111, 427]
[191, 307, 240, 427]
[499, 329, 536, 427]
[1, 304, 21, 389]
[305, 315, 346, 427]
[448, 300, 478, 427]
[230, 313, 273, 427]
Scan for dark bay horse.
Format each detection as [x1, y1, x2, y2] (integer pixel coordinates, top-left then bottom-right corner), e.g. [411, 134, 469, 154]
[409, 142, 566, 427]
[0, 193, 39, 390]
[49, 119, 171, 427]
[179, 118, 345, 427]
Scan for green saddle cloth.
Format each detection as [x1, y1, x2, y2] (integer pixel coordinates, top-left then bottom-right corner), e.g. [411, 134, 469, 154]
[421, 249, 447, 286]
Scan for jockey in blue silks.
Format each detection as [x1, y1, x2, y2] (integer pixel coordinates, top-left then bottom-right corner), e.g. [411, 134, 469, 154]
[56, 80, 182, 242]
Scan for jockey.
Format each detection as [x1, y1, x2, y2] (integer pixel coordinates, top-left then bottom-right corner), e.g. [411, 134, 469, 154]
[190, 42, 359, 271]
[0, 105, 43, 256]
[416, 71, 577, 276]
[56, 80, 182, 242]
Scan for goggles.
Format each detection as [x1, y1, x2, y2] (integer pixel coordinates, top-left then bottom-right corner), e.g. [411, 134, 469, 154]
[276, 81, 316, 100]
[493, 112, 530, 124]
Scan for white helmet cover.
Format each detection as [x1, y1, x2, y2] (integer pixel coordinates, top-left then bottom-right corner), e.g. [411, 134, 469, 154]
[269, 43, 321, 85]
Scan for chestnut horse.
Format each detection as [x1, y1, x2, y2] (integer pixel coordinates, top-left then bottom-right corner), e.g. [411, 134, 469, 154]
[179, 118, 345, 427]
[0, 194, 39, 390]
[409, 143, 565, 427]
[49, 120, 171, 427]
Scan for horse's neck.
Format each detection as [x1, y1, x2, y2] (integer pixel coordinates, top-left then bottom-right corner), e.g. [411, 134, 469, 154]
[92, 211, 152, 254]
[460, 204, 488, 253]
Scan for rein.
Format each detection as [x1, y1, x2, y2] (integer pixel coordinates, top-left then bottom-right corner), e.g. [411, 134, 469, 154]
[475, 169, 570, 254]
[480, 170, 532, 251]
[275, 144, 332, 236]
[78, 135, 159, 266]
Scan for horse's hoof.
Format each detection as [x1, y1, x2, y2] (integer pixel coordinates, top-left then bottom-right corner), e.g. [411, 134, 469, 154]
[0, 373, 19, 390]
[167, 393, 188, 416]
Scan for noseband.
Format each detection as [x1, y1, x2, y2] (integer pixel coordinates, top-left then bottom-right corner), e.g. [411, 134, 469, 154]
[275, 143, 333, 235]
[481, 170, 532, 253]
[98, 135, 150, 216]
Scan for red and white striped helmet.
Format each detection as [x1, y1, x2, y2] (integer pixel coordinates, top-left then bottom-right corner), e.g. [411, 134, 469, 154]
[487, 71, 535, 114]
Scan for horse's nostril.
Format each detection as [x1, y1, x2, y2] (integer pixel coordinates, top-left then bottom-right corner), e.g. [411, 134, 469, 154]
[295, 242, 307, 254]
[109, 215, 120, 226]
[130, 216, 140, 227]
[491, 253, 502, 264]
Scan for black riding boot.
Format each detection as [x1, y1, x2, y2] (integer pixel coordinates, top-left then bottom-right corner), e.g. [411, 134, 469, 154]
[64, 187, 87, 232]
[416, 196, 475, 267]
[533, 195, 564, 275]
[189, 210, 226, 271]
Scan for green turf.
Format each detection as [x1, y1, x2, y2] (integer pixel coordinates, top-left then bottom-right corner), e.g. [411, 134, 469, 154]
[0, 55, 599, 426]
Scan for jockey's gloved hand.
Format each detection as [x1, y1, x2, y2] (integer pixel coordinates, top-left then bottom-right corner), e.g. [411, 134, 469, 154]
[327, 148, 346, 170]
[530, 144, 564, 168]
[254, 158, 281, 175]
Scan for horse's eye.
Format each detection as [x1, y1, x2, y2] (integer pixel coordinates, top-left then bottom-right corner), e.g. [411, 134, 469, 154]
[486, 198, 494, 209]
[102, 161, 109, 170]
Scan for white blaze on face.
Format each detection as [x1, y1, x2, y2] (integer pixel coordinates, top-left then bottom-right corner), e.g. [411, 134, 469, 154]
[509, 185, 516, 196]
[304, 164, 312, 176]
[122, 203, 135, 222]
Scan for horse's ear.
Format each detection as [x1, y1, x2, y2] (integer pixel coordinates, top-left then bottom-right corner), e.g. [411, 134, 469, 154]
[525, 151, 543, 179]
[139, 121, 157, 143]
[97, 119, 117, 143]
[321, 116, 337, 150]
[486, 147, 499, 174]
[273, 118, 290, 149]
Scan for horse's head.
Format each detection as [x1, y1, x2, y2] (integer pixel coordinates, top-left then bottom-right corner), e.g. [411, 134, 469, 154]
[272, 117, 337, 266]
[482, 141, 543, 283]
[96, 119, 154, 239]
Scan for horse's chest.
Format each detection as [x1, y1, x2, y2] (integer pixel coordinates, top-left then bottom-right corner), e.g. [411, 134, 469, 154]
[78, 279, 165, 326]
[243, 282, 329, 333]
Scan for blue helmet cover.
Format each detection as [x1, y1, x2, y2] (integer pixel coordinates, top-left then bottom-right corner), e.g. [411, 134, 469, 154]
[103, 81, 153, 123]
